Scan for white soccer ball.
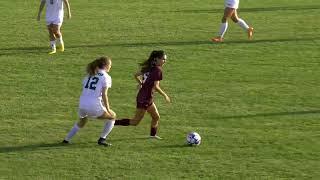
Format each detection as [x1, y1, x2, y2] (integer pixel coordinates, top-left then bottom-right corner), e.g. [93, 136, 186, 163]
[186, 132, 201, 145]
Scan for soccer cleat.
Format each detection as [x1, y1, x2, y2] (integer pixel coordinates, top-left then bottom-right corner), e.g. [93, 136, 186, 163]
[62, 139, 70, 144]
[149, 135, 163, 140]
[247, 27, 254, 40]
[98, 137, 112, 147]
[211, 37, 223, 43]
[57, 43, 65, 52]
[48, 49, 56, 55]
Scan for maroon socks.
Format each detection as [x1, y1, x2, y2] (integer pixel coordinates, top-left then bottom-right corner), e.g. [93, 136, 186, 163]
[114, 119, 130, 126]
[150, 127, 157, 136]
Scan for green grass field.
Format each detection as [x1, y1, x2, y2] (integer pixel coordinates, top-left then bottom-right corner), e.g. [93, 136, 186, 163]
[1, 0, 320, 179]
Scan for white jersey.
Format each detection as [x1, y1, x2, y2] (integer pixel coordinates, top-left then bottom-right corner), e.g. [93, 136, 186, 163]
[45, 0, 64, 25]
[79, 70, 112, 110]
[225, 0, 239, 9]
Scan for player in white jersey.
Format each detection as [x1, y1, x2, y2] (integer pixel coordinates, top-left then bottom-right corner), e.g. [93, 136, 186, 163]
[63, 57, 116, 146]
[211, 0, 254, 42]
[37, 0, 71, 54]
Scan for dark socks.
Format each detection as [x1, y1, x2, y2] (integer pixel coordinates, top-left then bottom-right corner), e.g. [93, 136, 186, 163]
[114, 119, 130, 126]
[150, 127, 157, 136]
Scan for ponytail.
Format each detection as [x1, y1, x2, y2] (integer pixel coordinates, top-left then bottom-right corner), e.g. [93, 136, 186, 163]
[86, 56, 111, 76]
[140, 50, 165, 73]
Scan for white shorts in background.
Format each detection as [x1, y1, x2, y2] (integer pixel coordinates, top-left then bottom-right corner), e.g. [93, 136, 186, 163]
[225, 0, 239, 9]
[78, 105, 106, 119]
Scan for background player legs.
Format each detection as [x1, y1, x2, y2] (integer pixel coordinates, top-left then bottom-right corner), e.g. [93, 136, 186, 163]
[52, 24, 64, 51]
[47, 24, 56, 54]
[231, 10, 254, 39]
[212, 7, 234, 42]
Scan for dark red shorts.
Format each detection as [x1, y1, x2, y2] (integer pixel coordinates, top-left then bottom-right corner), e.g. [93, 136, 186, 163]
[136, 101, 153, 110]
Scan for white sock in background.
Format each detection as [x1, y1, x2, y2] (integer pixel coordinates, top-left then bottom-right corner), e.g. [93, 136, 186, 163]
[218, 22, 228, 38]
[50, 40, 56, 50]
[237, 18, 249, 31]
[65, 123, 80, 141]
[56, 36, 64, 46]
[100, 120, 115, 139]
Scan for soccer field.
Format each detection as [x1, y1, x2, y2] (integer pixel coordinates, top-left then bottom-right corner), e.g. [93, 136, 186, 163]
[1, 0, 320, 179]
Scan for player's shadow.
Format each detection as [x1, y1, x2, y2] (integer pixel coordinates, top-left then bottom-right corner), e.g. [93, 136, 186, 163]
[223, 37, 320, 44]
[71, 40, 213, 48]
[70, 37, 320, 48]
[0, 46, 48, 51]
[0, 46, 48, 56]
[109, 137, 151, 142]
[158, 144, 195, 149]
[1, 36, 319, 56]
[173, 5, 320, 14]
[0, 142, 85, 153]
[0, 41, 212, 55]
[215, 110, 320, 119]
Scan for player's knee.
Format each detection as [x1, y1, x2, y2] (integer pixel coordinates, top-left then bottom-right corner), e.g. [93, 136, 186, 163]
[77, 118, 88, 128]
[108, 111, 116, 119]
[54, 32, 61, 38]
[112, 112, 117, 118]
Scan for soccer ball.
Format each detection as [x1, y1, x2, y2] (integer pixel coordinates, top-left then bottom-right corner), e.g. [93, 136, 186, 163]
[186, 132, 201, 145]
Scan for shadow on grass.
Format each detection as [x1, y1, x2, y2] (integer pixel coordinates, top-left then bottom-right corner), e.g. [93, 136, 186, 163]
[173, 5, 320, 14]
[222, 37, 320, 44]
[0, 142, 88, 154]
[0, 137, 151, 153]
[1, 36, 319, 56]
[158, 144, 195, 149]
[0, 46, 48, 56]
[109, 137, 150, 142]
[0, 40, 212, 53]
[215, 110, 320, 120]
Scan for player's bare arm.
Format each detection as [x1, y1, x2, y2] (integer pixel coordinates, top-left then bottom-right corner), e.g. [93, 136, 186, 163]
[134, 71, 143, 89]
[63, 0, 71, 19]
[102, 87, 115, 118]
[154, 81, 170, 103]
[37, 0, 46, 21]
[134, 71, 143, 85]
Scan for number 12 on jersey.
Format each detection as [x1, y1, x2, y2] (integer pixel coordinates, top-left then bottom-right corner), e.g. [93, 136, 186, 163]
[85, 76, 99, 90]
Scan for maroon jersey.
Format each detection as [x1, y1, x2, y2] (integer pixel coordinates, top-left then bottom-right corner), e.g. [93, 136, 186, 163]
[136, 66, 163, 106]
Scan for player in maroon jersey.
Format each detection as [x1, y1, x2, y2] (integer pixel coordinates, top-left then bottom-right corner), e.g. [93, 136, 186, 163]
[115, 50, 170, 139]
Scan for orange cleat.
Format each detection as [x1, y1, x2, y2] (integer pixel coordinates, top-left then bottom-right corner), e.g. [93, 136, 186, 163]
[211, 37, 223, 43]
[248, 27, 254, 40]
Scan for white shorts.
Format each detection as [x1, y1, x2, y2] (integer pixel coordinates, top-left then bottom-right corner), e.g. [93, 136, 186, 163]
[46, 18, 63, 26]
[225, 0, 239, 9]
[78, 104, 106, 119]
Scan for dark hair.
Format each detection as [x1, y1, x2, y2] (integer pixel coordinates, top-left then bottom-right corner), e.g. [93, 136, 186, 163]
[139, 50, 165, 73]
[86, 56, 111, 76]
